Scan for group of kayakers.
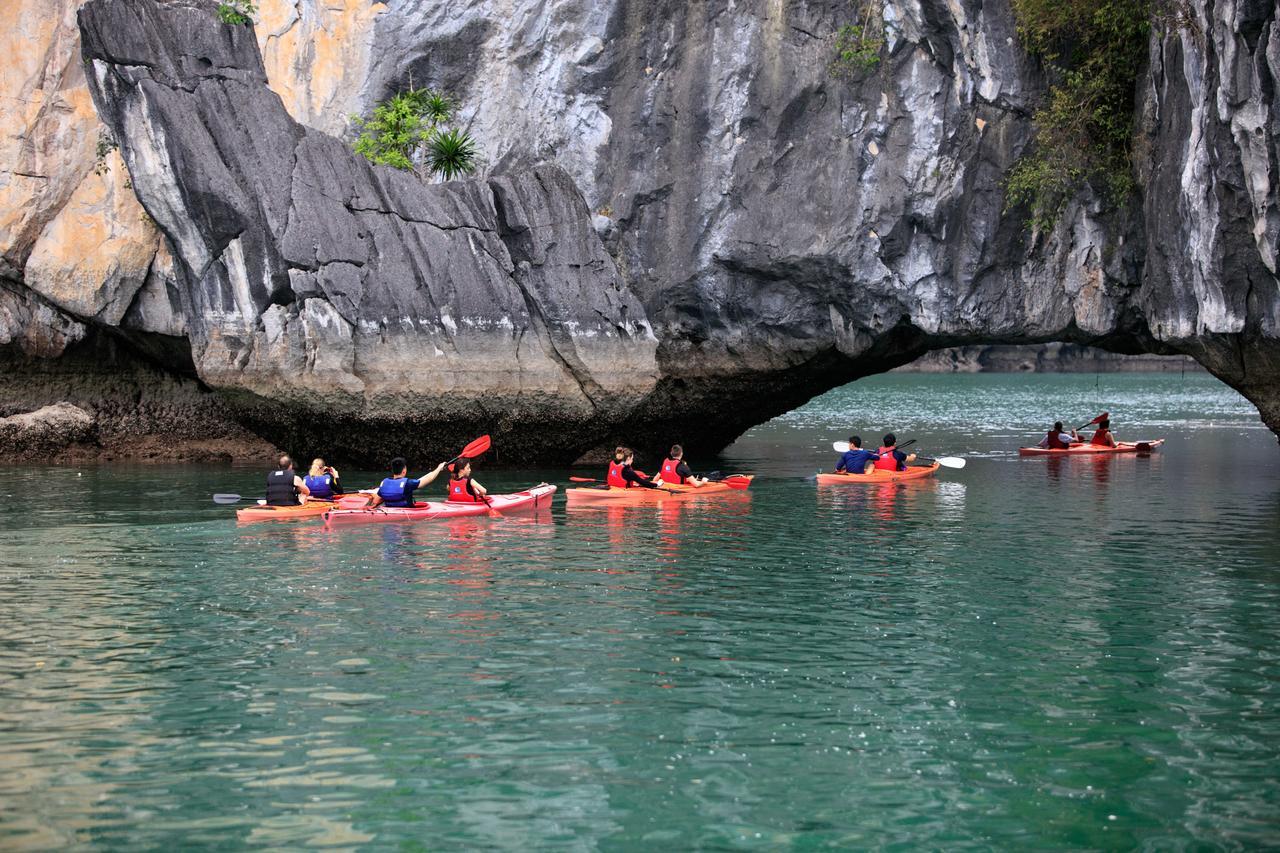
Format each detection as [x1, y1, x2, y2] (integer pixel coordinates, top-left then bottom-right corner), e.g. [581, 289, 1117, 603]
[1038, 414, 1117, 449]
[834, 434, 919, 475]
[263, 442, 714, 508]
[265, 455, 490, 507]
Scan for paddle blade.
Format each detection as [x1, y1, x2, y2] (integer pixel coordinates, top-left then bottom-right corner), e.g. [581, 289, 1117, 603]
[832, 441, 850, 453]
[212, 493, 243, 504]
[934, 456, 967, 469]
[337, 493, 373, 509]
[569, 476, 598, 483]
[459, 434, 491, 460]
[720, 475, 752, 490]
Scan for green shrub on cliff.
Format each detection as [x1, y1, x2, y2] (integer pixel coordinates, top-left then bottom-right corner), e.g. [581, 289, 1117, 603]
[830, 2, 885, 77]
[351, 87, 478, 181]
[1005, 0, 1152, 230]
[216, 1, 255, 25]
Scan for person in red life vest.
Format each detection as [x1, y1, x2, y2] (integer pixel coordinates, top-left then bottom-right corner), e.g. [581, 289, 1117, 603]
[606, 446, 664, 489]
[659, 444, 707, 487]
[265, 454, 311, 506]
[873, 433, 918, 472]
[1090, 418, 1117, 447]
[446, 458, 489, 503]
[1036, 421, 1079, 450]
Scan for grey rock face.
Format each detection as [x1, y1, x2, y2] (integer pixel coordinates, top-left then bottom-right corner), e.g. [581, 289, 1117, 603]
[73, 0, 1280, 460]
[80, 0, 657, 464]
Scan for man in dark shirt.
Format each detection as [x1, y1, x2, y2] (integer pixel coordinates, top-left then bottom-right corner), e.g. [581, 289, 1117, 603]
[835, 436, 880, 474]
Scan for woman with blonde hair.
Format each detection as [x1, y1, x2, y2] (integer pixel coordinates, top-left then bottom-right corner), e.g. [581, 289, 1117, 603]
[303, 458, 343, 500]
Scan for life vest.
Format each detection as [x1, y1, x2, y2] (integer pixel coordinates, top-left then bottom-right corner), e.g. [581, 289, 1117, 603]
[448, 477, 482, 503]
[265, 469, 299, 505]
[1091, 428, 1113, 447]
[377, 476, 414, 508]
[1046, 430, 1071, 450]
[660, 457, 686, 484]
[303, 473, 334, 499]
[874, 447, 902, 471]
[607, 460, 629, 488]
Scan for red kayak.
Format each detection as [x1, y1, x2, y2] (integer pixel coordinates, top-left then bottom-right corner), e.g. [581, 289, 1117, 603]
[322, 484, 556, 526]
[1018, 439, 1164, 456]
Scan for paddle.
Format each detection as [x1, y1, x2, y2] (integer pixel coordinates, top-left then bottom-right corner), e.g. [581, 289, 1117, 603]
[213, 493, 253, 504]
[1075, 412, 1109, 431]
[832, 438, 917, 454]
[213, 492, 370, 507]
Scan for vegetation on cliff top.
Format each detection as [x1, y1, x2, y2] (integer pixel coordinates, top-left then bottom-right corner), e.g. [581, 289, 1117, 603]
[830, 1, 885, 77]
[1005, 0, 1152, 231]
[351, 88, 478, 181]
[216, 1, 255, 25]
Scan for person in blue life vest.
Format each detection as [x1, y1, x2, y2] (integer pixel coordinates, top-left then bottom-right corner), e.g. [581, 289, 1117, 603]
[873, 434, 918, 472]
[445, 458, 490, 503]
[658, 444, 707, 487]
[302, 458, 344, 500]
[835, 436, 881, 474]
[368, 457, 447, 508]
[265, 454, 311, 506]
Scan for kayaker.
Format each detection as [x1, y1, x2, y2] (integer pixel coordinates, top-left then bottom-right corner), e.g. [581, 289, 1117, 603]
[446, 459, 489, 503]
[659, 444, 706, 487]
[369, 457, 447, 508]
[265, 454, 311, 506]
[1090, 418, 1117, 447]
[606, 446, 663, 489]
[873, 434, 918, 472]
[835, 435, 880, 474]
[1037, 421, 1079, 450]
[303, 458, 343, 500]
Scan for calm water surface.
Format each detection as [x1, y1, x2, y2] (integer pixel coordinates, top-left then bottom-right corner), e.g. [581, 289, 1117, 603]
[2, 373, 1278, 849]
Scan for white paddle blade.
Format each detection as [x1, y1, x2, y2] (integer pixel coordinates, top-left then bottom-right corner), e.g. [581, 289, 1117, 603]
[832, 441, 851, 453]
[212, 493, 243, 504]
[935, 456, 966, 469]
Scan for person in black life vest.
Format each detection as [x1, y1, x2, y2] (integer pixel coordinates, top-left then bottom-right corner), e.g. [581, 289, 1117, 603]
[303, 458, 344, 500]
[369, 457, 447, 508]
[658, 444, 707, 487]
[606, 446, 663, 489]
[446, 458, 489, 503]
[1037, 421, 1080, 449]
[872, 434, 918, 472]
[265, 454, 311, 506]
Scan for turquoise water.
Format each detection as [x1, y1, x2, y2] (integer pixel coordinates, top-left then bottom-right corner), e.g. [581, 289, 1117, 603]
[2, 373, 1278, 848]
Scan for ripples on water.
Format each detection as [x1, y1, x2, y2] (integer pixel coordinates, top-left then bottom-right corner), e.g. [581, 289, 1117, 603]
[1, 374, 1278, 848]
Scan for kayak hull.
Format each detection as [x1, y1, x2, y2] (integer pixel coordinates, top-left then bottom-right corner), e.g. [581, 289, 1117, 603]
[322, 484, 557, 525]
[816, 463, 940, 485]
[236, 493, 373, 522]
[564, 475, 754, 504]
[1018, 439, 1165, 456]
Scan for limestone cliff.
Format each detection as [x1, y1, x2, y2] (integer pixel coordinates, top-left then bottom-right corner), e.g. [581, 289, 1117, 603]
[1, 0, 1277, 462]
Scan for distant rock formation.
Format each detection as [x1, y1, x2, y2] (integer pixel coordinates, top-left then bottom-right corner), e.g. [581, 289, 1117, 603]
[899, 344, 1205, 373]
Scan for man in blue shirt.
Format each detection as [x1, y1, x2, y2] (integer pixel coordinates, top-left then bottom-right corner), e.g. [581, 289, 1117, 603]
[369, 457, 447, 508]
[835, 436, 880, 475]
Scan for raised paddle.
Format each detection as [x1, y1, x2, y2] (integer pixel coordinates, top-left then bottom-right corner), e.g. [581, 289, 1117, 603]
[829, 439, 966, 469]
[1075, 412, 1109, 431]
[448, 434, 491, 465]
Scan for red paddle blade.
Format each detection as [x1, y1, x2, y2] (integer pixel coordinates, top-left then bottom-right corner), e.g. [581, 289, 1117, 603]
[1089, 412, 1109, 425]
[569, 476, 598, 483]
[459, 434, 491, 460]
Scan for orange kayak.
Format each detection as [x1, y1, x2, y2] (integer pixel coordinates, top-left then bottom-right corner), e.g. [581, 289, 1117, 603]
[1018, 439, 1164, 456]
[816, 463, 940, 485]
[564, 475, 753, 504]
[236, 493, 372, 522]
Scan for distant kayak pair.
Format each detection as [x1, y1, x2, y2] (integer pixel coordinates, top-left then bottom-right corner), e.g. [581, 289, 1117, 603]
[1018, 439, 1164, 456]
